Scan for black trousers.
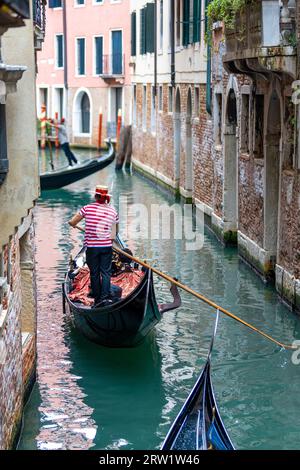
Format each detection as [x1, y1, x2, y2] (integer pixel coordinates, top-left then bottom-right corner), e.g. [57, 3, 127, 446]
[61, 142, 78, 165]
[86, 246, 112, 303]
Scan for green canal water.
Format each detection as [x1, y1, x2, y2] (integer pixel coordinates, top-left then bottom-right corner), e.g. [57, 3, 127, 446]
[18, 147, 300, 450]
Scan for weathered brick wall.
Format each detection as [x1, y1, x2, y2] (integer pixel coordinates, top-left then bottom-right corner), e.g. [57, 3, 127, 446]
[0, 235, 23, 449]
[279, 171, 300, 278]
[0, 221, 37, 449]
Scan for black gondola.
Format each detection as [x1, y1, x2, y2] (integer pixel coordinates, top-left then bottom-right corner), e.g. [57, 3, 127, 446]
[62, 236, 181, 348]
[40, 142, 115, 190]
[161, 312, 235, 450]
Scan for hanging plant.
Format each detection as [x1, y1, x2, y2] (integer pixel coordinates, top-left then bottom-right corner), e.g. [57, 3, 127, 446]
[207, 0, 249, 31]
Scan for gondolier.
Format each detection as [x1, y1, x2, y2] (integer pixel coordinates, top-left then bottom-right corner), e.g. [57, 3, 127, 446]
[48, 118, 78, 167]
[68, 185, 119, 307]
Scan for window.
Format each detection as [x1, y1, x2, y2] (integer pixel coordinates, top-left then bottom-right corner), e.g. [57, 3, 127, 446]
[158, 86, 163, 112]
[241, 94, 250, 153]
[176, 0, 181, 47]
[193, 0, 201, 43]
[143, 86, 147, 130]
[151, 86, 156, 133]
[168, 86, 173, 113]
[131, 11, 137, 56]
[183, 0, 190, 46]
[75, 0, 85, 5]
[76, 38, 86, 75]
[94, 36, 103, 75]
[93, 0, 104, 3]
[111, 30, 123, 75]
[81, 92, 90, 134]
[194, 86, 199, 116]
[214, 93, 222, 146]
[49, 0, 62, 8]
[159, 0, 163, 50]
[55, 34, 64, 68]
[254, 95, 264, 158]
[133, 85, 137, 125]
[140, 3, 155, 54]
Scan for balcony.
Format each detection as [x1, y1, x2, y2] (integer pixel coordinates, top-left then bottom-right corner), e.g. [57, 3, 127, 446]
[223, 0, 296, 79]
[33, 0, 46, 51]
[0, 0, 30, 28]
[99, 54, 125, 84]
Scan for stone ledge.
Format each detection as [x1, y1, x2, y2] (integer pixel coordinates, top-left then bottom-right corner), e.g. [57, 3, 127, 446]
[238, 231, 274, 281]
[276, 265, 300, 313]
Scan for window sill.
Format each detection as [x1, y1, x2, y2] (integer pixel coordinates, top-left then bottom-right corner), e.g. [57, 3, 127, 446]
[73, 133, 92, 138]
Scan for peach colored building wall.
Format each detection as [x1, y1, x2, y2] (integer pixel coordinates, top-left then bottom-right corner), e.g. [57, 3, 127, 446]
[37, 0, 132, 147]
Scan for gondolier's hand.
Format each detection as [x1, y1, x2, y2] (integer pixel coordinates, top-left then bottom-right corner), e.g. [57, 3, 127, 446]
[75, 225, 85, 233]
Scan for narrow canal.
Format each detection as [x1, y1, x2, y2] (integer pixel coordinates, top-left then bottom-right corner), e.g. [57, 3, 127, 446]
[18, 148, 300, 450]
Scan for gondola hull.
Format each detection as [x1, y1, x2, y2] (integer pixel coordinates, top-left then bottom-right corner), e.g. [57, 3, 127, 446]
[40, 142, 115, 190]
[64, 268, 162, 348]
[161, 313, 235, 450]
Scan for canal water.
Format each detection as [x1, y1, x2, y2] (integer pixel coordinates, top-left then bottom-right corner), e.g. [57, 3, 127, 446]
[18, 147, 300, 450]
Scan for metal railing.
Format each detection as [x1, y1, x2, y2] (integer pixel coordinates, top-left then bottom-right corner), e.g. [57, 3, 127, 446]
[99, 54, 125, 77]
[33, 0, 46, 31]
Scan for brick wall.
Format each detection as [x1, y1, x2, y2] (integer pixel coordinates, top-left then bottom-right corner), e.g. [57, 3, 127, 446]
[0, 220, 37, 449]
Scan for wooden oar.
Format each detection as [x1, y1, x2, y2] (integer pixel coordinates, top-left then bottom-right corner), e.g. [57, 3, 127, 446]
[73, 225, 296, 350]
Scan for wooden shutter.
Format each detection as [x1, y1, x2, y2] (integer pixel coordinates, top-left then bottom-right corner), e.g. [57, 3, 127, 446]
[183, 0, 190, 46]
[131, 11, 137, 56]
[193, 0, 201, 43]
[140, 8, 146, 54]
[146, 2, 155, 53]
[95, 37, 103, 74]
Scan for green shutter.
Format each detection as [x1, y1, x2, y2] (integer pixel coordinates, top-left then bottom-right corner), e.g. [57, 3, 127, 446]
[95, 37, 103, 74]
[183, 0, 190, 46]
[146, 3, 155, 53]
[140, 8, 146, 54]
[131, 11, 137, 56]
[193, 0, 201, 43]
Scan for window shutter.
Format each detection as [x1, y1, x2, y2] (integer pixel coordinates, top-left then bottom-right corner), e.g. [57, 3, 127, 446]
[140, 8, 146, 54]
[193, 0, 201, 43]
[95, 37, 103, 74]
[57, 35, 63, 68]
[49, 0, 62, 8]
[146, 2, 155, 53]
[183, 0, 190, 46]
[78, 39, 85, 75]
[131, 11, 137, 56]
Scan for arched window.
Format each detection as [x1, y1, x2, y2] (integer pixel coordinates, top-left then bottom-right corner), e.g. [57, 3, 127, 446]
[81, 92, 90, 134]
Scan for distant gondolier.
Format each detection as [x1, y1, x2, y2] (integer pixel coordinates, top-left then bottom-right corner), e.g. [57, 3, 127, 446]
[48, 118, 78, 167]
[68, 186, 119, 307]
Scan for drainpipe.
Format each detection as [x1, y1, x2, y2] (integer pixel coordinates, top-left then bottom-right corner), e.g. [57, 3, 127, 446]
[154, 0, 157, 95]
[62, 0, 69, 119]
[170, 0, 175, 87]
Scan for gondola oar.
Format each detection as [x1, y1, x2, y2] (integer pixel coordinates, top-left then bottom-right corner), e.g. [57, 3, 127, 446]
[73, 225, 296, 350]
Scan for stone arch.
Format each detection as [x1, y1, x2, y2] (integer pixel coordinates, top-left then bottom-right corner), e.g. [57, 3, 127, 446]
[73, 88, 92, 135]
[223, 84, 238, 234]
[264, 86, 282, 258]
[185, 87, 193, 194]
[174, 87, 181, 187]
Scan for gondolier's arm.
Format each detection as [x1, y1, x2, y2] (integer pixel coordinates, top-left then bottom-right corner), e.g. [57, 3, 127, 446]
[68, 213, 83, 228]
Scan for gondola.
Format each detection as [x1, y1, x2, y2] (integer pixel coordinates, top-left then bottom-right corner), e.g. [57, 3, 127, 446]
[161, 312, 235, 450]
[40, 141, 115, 190]
[62, 235, 181, 348]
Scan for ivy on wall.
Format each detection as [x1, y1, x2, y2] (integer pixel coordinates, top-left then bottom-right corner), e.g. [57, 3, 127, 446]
[207, 0, 249, 30]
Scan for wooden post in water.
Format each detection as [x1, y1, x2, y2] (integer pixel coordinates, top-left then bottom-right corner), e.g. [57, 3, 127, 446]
[116, 108, 122, 151]
[40, 104, 47, 149]
[55, 112, 59, 148]
[98, 107, 103, 151]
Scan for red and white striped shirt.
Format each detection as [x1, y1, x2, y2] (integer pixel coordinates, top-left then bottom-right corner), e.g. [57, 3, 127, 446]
[80, 202, 119, 247]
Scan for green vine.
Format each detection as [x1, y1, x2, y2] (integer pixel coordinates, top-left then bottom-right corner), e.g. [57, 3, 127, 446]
[207, 0, 249, 31]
